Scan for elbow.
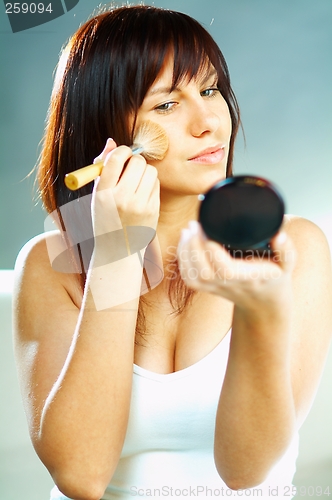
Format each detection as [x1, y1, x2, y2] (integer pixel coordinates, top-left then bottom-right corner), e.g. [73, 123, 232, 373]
[36, 442, 119, 500]
[51, 469, 110, 500]
[218, 474, 267, 492]
[214, 456, 268, 491]
[217, 472, 265, 492]
[48, 464, 113, 500]
[220, 477, 264, 492]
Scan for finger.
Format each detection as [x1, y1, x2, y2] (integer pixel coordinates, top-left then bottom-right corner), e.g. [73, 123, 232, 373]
[93, 138, 117, 164]
[135, 164, 159, 200]
[202, 236, 273, 284]
[117, 154, 147, 194]
[178, 223, 257, 298]
[178, 221, 241, 288]
[97, 145, 133, 191]
[270, 231, 297, 274]
[191, 221, 233, 268]
[198, 228, 234, 274]
[149, 174, 160, 204]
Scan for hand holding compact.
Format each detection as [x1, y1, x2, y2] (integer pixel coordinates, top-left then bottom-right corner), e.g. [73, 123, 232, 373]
[177, 220, 296, 309]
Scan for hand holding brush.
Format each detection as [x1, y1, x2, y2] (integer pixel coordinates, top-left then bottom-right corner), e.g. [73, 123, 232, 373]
[65, 121, 168, 191]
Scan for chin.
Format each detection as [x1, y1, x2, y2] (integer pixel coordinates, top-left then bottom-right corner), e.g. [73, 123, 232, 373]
[203, 172, 227, 192]
[184, 174, 226, 197]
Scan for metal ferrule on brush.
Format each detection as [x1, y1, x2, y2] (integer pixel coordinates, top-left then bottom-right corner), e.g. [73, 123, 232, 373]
[130, 145, 144, 155]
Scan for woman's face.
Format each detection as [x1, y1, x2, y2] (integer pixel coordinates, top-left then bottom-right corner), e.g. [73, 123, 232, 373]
[136, 58, 232, 198]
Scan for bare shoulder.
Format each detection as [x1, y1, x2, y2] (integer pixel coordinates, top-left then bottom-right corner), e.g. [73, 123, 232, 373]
[14, 231, 62, 309]
[16, 230, 65, 273]
[282, 214, 331, 275]
[15, 231, 55, 283]
[283, 214, 330, 252]
[283, 214, 331, 252]
[13, 231, 83, 352]
[14, 231, 82, 316]
[282, 214, 332, 303]
[15, 230, 77, 282]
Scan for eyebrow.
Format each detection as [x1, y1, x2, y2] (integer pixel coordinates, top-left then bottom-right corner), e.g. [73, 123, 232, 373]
[147, 85, 178, 97]
[147, 68, 218, 97]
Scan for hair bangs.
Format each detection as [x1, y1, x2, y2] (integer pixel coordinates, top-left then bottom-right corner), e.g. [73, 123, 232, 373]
[120, 8, 228, 110]
[169, 16, 221, 90]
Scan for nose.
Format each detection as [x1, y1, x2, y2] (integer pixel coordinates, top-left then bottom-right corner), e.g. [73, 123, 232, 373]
[188, 100, 221, 137]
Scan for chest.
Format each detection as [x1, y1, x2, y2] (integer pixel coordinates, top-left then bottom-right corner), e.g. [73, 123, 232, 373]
[134, 290, 233, 374]
[66, 273, 233, 375]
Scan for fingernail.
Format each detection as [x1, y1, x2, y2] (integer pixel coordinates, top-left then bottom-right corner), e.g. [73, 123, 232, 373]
[276, 232, 287, 245]
[93, 156, 102, 164]
[188, 220, 199, 234]
[94, 139, 116, 164]
[179, 228, 190, 244]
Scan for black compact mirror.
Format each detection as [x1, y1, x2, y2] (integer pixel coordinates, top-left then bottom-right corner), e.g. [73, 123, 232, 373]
[199, 175, 285, 256]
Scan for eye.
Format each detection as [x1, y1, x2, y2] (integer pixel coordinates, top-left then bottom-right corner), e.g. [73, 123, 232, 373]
[154, 101, 176, 113]
[201, 87, 220, 98]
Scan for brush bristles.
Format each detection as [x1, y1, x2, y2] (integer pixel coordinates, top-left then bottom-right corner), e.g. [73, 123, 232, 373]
[133, 121, 168, 161]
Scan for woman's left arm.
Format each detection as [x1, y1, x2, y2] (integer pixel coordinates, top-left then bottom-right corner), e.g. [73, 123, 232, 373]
[178, 216, 332, 490]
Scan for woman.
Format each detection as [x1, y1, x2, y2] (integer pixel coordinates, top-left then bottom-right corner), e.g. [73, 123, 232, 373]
[13, 5, 332, 500]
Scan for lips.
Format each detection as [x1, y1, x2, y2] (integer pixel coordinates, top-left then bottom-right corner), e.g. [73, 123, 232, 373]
[188, 145, 225, 164]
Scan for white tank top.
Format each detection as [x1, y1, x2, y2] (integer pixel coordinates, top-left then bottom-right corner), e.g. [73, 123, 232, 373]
[50, 329, 299, 500]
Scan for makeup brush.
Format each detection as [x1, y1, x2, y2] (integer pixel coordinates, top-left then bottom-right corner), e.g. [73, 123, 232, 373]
[64, 121, 168, 191]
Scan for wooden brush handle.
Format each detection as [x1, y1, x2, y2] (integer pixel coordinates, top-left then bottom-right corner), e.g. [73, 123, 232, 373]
[64, 146, 144, 191]
[65, 162, 103, 190]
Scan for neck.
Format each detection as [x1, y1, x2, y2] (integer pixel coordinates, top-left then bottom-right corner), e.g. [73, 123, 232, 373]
[156, 191, 201, 264]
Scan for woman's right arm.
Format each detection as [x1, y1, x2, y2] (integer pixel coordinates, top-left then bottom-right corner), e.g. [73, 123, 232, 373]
[13, 143, 160, 500]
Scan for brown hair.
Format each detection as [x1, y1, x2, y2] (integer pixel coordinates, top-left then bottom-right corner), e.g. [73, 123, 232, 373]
[37, 5, 241, 338]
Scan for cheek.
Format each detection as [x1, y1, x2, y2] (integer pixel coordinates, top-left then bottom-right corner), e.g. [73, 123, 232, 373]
[221, 101, 232, 137]
[158, 126, 182, 164]
[227, 113, 232, 139]
[215, 94, 231, 132]
[148, 138, 182, 185]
